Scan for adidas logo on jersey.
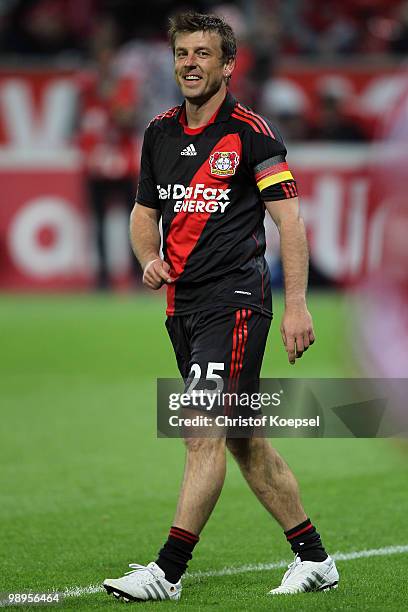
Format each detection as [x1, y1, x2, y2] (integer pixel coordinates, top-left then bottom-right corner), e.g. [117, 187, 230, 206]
[180, 144, 197, 156]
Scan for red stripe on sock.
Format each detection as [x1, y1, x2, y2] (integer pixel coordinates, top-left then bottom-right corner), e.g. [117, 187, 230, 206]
[286, 524, 313, 540]
[170, 529, 198, 542]
[170, 527, 199, 543]
[169, 533, 196, 545]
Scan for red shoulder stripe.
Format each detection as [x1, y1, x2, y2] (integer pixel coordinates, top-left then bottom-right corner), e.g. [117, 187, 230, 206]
[237, 103, 275, 139]
[233, 106, 266, 135]
[237, 103, 275, 138]
[160, 106, 179, 120]
[149, 105, 180, 126]
[231, 111, 261, 133]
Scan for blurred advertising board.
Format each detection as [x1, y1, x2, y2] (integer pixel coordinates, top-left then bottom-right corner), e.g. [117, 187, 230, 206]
[0, 67, 405, 290]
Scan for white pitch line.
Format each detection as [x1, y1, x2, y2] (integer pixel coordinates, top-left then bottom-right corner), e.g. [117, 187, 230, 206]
[1, 544, 407, 606]
[189, 544, 408, 579]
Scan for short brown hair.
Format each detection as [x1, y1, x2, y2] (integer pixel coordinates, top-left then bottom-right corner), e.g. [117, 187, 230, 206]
[168, 11, 237, 62]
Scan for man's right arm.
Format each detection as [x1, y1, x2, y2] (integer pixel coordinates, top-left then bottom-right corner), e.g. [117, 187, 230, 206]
[130, 203, 172, 290]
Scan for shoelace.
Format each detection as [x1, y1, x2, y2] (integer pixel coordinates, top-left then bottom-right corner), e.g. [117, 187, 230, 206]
[283, 555, 301, 580]
[125, 564, 153, 576]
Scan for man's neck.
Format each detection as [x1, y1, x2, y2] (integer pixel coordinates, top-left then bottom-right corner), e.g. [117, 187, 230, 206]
[185, 86, 227, 129]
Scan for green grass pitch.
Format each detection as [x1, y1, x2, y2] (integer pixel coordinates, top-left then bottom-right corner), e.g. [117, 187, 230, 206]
[1, 292, 407, 610]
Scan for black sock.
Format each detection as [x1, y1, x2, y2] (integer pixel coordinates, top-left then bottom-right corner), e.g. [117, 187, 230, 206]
[155, 526, 199, 583]
[285, 518, 328, 562]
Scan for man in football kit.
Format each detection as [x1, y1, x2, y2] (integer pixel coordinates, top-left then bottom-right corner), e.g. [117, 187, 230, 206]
[103, 12, 339, 602]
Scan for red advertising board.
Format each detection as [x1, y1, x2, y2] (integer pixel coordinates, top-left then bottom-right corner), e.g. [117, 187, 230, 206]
[0, 161, 92, 290]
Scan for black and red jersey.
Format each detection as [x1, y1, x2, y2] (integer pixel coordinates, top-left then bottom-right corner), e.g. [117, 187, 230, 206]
[137, 92, 298, 317]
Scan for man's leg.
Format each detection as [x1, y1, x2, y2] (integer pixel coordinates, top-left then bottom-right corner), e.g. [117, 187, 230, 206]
[154, 314, 230, 584]
[104, 315, 229, 601]
[222, 306, 330, 566]
[154, 435, 226, 584]
[226, 437, 328, 560]
[103, 433, 227, 601]
[153, 310, 265, 584]
[226, 437, 306, 530]
[226, 436, 339, 594]
[173, 436, 227, 533]
[222, 302, 339, 593]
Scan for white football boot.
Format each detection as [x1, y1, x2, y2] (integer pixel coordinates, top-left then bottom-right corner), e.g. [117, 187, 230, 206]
[103, 562, 182, 602]
[268, 554, 339, 595]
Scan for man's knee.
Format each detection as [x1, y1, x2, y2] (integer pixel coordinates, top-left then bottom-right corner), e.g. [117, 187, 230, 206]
[226, 437, 252, 459]
[183, 436, 225, 454]
[226, 437, 271, 461]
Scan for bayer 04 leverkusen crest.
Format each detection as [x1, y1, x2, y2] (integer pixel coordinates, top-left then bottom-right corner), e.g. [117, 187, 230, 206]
[209, 151, 240, 176]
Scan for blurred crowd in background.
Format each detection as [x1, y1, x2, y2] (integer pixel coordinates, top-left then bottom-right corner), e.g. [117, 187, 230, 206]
[1, 0, 408, 141]
[2, 0, 408, 59]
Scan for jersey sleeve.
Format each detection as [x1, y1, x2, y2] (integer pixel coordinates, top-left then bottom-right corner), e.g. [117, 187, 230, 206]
[245, 128, 298, 201]
[136, 126, 159, 209]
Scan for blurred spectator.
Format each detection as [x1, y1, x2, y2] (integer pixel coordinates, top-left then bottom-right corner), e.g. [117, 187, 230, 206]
[115, 40, 180, 129]
[310, 79, 367, 141]
[302, 1, 359, 55]
[1, 0, 98, 59]
[261, 78, 312, 141]
[391, 0, 408, 54]
[76, 27, 140, 289]
[213, 4, 256, 105]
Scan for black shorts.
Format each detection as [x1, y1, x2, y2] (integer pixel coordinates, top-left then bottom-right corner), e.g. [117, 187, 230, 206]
[165, 308, 271, 396]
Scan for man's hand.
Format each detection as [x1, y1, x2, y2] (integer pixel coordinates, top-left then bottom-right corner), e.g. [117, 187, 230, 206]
[280, 305, 315, 365]
[143, 258, 173, 290]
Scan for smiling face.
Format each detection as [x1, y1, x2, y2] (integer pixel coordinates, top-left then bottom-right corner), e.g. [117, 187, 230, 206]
[174, 30, 235, 104]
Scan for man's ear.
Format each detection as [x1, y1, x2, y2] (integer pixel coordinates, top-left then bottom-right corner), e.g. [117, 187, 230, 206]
[224, 57, 236, 80]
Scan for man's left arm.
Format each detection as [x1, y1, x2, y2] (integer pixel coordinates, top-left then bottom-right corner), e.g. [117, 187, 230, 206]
[265, 197, 315, 365]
